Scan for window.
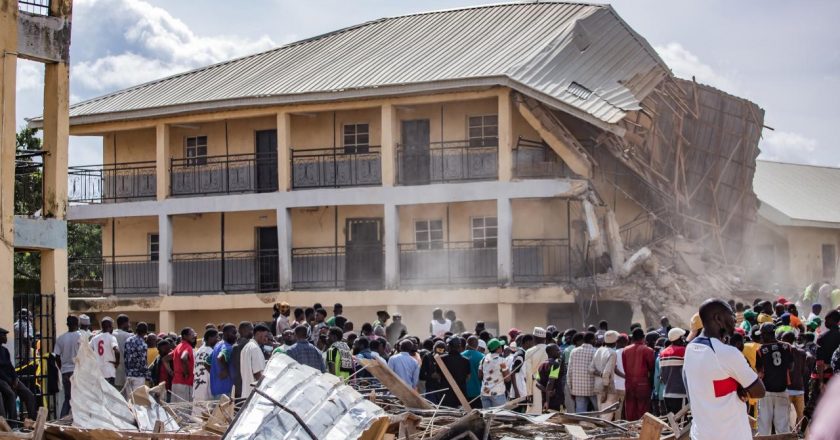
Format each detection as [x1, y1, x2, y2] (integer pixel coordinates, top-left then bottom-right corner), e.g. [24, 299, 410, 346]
[149, 234, 160, 261]
[468, 115, 498, 147]
[471, 216, 497, 248]
[185, 136, 208, 165]
[343, 123, 369, 154]
[415, 220, 443, 250]
[822, 244, 837, 279]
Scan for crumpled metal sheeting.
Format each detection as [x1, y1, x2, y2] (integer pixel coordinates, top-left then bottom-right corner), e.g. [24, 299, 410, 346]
[69, 340, 136, 430]
[225, 354, 385, 440]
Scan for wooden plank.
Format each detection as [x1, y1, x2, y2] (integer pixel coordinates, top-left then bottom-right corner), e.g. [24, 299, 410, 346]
[360, 359, 433, 410]
[639, 413, 669, 440]
[31, 408, 46, 440]
[0, 418, 11, 433]
[564, 424, 590, 440]
[433, 354, 471, 410]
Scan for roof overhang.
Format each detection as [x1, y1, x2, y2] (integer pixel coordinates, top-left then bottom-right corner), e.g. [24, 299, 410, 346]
[758, 200, 840, 230]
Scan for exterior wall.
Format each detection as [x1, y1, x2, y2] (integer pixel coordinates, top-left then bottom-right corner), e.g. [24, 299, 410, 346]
[785, 226, 840, 288]
[103, 129, 156, 164]
[512, 199, 569, 239]
[103, 216, 157, 257]
[398, 201, 496, 244]
[290, 108, 381, 150]
[290, 205, 384, 247]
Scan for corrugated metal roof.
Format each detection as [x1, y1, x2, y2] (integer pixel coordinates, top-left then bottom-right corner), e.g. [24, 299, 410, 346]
[754, 160, 840, 227]
[58, 1, 668, 128]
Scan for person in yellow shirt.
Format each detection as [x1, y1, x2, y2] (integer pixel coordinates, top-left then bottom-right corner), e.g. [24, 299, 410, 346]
[146, 333, 159, 367]
[741, 327, 762, 424]
[757, 301, 774, 324]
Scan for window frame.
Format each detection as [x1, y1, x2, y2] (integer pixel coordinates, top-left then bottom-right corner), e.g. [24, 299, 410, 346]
[342, 123, 370, 154]
[414, 219, 444, 250]
[467, 114, 499, 148]
[184, 135, 208, 166]
[471, 216, 498, 249]
[149, 234, 160, 262]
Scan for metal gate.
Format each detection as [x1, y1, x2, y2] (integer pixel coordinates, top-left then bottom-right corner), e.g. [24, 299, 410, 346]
[12, 293, 57, 420]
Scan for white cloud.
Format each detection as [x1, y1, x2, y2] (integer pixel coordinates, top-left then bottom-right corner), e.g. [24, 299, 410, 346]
[16, 60, 43, 93]
[758, 130, 820, 165]
[654, 42, 738, 94]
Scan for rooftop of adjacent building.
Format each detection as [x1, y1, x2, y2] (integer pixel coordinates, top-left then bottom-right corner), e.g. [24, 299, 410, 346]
[754, 159, 840, 229]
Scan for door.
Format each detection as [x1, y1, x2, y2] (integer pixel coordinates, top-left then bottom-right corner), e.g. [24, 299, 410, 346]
[255, 130, 278, 192]
[257, 227, 279, 292]
[345, 218, 384, 290]
[400, 119, 431, 185]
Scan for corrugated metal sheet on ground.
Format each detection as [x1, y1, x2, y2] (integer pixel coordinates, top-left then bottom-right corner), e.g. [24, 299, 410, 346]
[225, 353, 386, 440]
[61, 2, 668, 126]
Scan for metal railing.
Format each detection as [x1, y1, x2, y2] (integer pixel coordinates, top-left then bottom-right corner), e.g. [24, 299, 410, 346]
[512, 137, 572, 179]
[396, 140, 498, 185]
[291, 146, 381, 189]
[15, 153, 43, 215]
[19, 0, 50, 15]
[512, 239, 573, 284]
[399, 241, 497, 287]
[170, 152, 278, 196]
[291, 245, 384, 290]
[68, 255, 158, 297]
[171, 250, 278, 294]
[68, 161, 157, 203]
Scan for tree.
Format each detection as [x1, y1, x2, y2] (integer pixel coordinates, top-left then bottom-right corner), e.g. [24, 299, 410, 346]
[14, 127, 43, 216]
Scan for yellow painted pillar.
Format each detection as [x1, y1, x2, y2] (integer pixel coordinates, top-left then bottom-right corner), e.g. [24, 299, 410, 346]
[155, 123, 170, 200]
[42, 63, 70, 218]
[41, 249, 69, 325]
[380, 104, 396, 186]
[497, 89, 513, 182]
[276, 112, 291, 191]
[158, 311, 176, 334]
[0, 1, 19, 334]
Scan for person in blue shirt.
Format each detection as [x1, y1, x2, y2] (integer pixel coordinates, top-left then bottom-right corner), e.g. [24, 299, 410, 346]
[461, 335, 485, 408]
[209, 324, 237, 399]
[388, 339, 420, 389]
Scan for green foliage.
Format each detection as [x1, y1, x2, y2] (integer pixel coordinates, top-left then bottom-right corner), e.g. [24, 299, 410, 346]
[14, 127, 43, 215]
[68, 222, 103, 281]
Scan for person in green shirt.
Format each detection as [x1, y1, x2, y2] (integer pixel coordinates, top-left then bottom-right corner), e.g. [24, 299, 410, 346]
[326, 327, 354, 380]
[741, 310, 758, 333]
[325, 303, 343, 327]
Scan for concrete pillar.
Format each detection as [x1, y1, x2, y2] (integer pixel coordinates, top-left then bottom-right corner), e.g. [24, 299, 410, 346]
[0, 3, 19, 333]
[380, 104, 396, 186]
[158, 214, 173, 295]
[276, 207, 292, 291]
[277, 112, 291, 192]
[497, 303, 515, 337]
[630, 302, 646, 329]
[384, 203, 400, 289]
[155, 123, 170, 200]
[41, 249, 69, 327]
[497, 197, 513, 286]
[158, 311, 176, 334]
[497, 89, 513, 182]
[42, 63, 69, 218]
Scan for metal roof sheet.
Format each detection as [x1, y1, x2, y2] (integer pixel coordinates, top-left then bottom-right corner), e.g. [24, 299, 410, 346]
[754, 160, 840, 228]
[58, 1, 668, 128]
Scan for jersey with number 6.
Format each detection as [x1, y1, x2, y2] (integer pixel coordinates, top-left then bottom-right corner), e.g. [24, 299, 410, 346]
[756, 342, 792, 393]
[89, 332, 119, 379]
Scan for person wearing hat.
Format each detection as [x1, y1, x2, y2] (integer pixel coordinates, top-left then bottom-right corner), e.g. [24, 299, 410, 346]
[0, 327, 37, 421]
[78, 314, 93, 341]
[687, 313, 703, 342]
[590, 330, 619, 419]
[478, 338, 509, 408]
[756, 323, 793, 435]
[525, 327, 549, 414]
[774, 313, 797, 338]
[659, 328, 687, 415]
[386, 313, 407, 347]
[740, 310, 758, 334]
[477, 339, 487, 354]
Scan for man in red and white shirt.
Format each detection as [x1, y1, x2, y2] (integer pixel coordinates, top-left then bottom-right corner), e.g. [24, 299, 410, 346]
[89, 317, 120, 385]
[684, 299, 765, 440]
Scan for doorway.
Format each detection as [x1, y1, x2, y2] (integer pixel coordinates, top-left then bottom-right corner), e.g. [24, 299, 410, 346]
[400, 119, 431, 185]
[345, 218, 384, 290]
[255, 130, 278, 192]
[257, 226, 279, 292]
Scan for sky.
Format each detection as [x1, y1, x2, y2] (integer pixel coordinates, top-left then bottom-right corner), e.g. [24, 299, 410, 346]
[15, 0, 840, 167]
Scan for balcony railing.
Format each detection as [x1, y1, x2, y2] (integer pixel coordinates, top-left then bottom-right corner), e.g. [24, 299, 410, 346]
[69, 255, 158, 297]
[513, 137, 572, 179]
[512, 239, 573, 284]
[399, 241, 497, 287]
[172, 250, 278, 294]
[396, 140, 498, 185]
[291, 245, 384, 290]
[68, 161, 157, 203]
[170, 152, 278, 197]
[291, 147, 381, 189]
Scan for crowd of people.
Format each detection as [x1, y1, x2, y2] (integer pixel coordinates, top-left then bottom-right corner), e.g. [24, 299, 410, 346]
[2, 289, 840, 438]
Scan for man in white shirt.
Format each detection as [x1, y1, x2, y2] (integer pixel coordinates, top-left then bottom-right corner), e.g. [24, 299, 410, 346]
[53, 315, 82, 418]
[239, 324, 270, 397]
[89, 317, 120, 385]
[684, 299, 766, 440]
[113, 314, 132, 391]
[525, 327, 548, 414]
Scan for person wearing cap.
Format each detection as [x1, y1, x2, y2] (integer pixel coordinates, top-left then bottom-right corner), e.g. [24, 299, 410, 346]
[525, 327, 549, 414]
[90, 317, 121, 386]
[658, 328, 687, 414]
[740, 310, 757, 334]
[755, 322, 793, 435]
[774, 313, 797, 338]
[590, 330, 619, 419]
[386, 313, 407, 347]
[478, 338, 509, 408]
[78, 314, 93, 341]
[461, 336, 485, 407]
[687, 313, 703, 342]
[477, 339, 487, 354]
[0, 327, 37, 421]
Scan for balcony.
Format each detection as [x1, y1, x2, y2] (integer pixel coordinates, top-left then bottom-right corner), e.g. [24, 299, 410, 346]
[171, 250, 278, 294]
[512, 239, 573, 284]
[512, 138, 572, 179]
[68, 255, 158, 297]
[396, 140, 498, 185]
[68, 162, 157, 203]
[291, 147, 381, 189]
[170, 152, 278, 197]
[399, 241, 497, 287]
[291, 245, 384, 291]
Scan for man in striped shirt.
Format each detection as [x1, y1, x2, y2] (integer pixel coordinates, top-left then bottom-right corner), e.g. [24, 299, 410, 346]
[659, 328, 687, 414]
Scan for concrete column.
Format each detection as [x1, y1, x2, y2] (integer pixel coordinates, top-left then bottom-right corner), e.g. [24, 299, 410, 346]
[277, 112, 291, 192]
[498, 89, 514, 182]
[380, 104, 396, 186]
[41, 249, 69, 328]
[158, 214, 173, 295]
[0, 4, 19, 333]
[155, 123, 170, 200]
[158, 311, 176, 334]
[384, 203, 400, 289]
[497, 197, 513, 286]
[497, 303, 515, 336]
[42, 63, 69, 218]
[276, 207, 292, 291]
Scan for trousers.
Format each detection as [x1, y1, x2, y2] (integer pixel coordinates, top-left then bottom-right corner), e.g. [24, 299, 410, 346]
[60, 372, 73, 418]
[624, 390, 650, 421]
[0, 379, 37, 421]
[597, 392, 620, 420]
[758, 391, 790, 435]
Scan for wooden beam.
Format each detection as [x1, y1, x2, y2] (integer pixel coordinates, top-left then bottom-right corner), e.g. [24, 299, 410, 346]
[359, 359, 433, 410]
[434, 354, 471, 410]
[639, 413, 670, 440]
